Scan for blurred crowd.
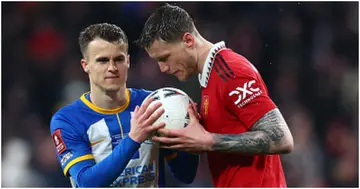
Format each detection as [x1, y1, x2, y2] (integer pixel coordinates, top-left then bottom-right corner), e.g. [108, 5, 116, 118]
[2, 2, 358, 187]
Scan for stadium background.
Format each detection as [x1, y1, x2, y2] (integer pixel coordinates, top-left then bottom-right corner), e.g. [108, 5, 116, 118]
[1, 2, 358, 187]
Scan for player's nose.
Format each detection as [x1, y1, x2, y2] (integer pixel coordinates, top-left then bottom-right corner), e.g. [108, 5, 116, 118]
[108, 61, 118, 72]
[158, 62, 170, 73]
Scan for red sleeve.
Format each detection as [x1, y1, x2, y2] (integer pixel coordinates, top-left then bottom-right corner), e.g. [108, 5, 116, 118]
[224, 67, 276, 130]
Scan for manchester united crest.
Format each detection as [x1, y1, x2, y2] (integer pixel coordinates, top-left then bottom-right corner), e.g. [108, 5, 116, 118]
[202, 95, 209, 117]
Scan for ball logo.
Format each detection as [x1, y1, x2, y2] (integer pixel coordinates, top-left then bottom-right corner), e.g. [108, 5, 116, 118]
[229, 80, 261, 106]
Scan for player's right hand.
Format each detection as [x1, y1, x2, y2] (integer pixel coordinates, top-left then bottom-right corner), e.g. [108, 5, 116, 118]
[129, 97, 165, 143]
[189, 100, 201, 120]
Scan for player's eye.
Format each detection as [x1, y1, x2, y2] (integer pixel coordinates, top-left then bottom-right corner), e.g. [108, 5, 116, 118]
[158, 55, 169, 62]
[96, 57, 109, 63]
[159, 58, 167, 62]
[114, 56, 125, 63]
[159, 58, 168, 62]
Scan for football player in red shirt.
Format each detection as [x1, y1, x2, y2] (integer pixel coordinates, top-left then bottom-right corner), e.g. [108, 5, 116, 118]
[136, 4, 294, 187]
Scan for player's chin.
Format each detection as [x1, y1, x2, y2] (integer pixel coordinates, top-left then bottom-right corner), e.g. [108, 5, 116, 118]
[176, 72, 190, 81]
[103, 84, 122, 92]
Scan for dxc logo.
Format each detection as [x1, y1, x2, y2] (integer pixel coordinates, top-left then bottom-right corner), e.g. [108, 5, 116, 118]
[229, 80, 260, 105]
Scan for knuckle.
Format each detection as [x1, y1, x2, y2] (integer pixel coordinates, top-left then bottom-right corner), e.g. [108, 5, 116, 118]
[151, 115, 159, 121]
[144, 108, 152, 116]
[157, 110, 163, 115]
[149, 105, 158, 113]
[150, 113, 157, 119]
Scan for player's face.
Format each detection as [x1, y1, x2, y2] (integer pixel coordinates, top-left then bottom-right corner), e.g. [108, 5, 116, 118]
[146, 38, 197, 81]
[81, 39, 130, 92]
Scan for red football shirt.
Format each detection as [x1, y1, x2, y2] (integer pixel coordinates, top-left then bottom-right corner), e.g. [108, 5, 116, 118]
[198, 42, 287, 187]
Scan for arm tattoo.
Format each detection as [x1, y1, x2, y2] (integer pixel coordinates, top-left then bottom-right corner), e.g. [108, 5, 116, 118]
[211, 108, 288, 154]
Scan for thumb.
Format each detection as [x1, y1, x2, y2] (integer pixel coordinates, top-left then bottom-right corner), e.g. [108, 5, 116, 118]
[187, 105, 198, 121]
[135, 105, 139, 113]
[133, 105, 139, 117]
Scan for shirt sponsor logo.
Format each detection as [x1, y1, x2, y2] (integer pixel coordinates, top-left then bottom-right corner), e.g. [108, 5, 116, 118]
[229, 80, 262, 108]
[61, 152, 73, 166]
[110, 163, 155, 187]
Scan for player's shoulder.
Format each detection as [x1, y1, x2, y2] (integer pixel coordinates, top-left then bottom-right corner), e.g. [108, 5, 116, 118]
[50, 99, 85, 133]
[52, 101, 80, 121]
[127, 88, 152, 110]
[128, 88, 152, 102]
[215, 49, 258, 79]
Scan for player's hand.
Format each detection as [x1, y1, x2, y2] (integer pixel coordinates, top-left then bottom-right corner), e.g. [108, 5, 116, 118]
[151, 104, 213, 152]
[189, 100, 201, 120]
[129, 97, 166, 143]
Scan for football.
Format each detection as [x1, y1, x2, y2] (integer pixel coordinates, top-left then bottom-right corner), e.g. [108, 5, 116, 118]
[144, 87, 192, 134]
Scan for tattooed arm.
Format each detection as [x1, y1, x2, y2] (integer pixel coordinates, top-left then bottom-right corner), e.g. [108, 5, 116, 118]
[210, 108, 294, 154]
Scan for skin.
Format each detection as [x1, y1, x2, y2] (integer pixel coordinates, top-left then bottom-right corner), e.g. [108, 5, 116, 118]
[80, 38, 165, 143]
[145, 32, 294, 154]
[81, 38, 130, 109]
[146, 33, 212, 81]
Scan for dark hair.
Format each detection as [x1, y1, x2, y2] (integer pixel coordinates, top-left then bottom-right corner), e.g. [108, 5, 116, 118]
[78, 23, 128, 57]
[135, 4, 195, 49]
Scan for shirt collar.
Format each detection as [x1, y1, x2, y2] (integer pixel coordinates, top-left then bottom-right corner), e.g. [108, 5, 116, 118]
[198, 41, 226, 88]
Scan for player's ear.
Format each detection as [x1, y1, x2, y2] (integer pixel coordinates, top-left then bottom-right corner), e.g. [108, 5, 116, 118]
[81, 59, 90, 73]
[182, 32, 195, 49]
[127, 54, 130, 68]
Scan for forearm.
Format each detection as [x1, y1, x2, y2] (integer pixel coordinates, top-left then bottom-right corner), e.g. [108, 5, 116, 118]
[211, 130, 285, 154]
[210, 108, 293, 154]
[72, 136, 140, 187]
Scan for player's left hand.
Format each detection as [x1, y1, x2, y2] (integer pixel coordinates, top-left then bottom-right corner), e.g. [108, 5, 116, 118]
[152, 104, 214, 152]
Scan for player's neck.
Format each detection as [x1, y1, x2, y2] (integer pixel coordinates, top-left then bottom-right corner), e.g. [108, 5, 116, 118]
[196, 38, 214, 74]
[89, 85, 127, 110]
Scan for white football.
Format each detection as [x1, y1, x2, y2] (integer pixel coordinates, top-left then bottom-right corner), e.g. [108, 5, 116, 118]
[144, 87, 192, 133]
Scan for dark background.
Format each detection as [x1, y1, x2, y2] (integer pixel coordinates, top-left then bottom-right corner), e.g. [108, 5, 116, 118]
[2, 2, 358, 187]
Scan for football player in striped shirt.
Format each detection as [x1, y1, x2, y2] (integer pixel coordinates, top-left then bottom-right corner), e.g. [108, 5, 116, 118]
[136, 4, 294, 187]
[50, 23, 199, 187]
